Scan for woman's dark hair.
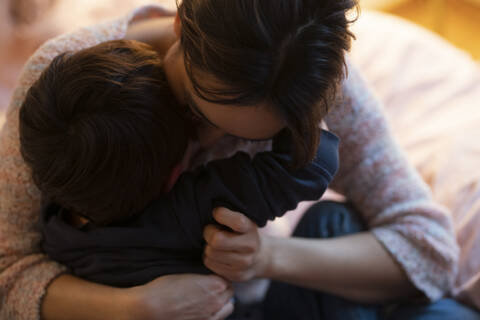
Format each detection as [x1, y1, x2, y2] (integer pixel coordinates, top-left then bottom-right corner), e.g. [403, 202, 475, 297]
[19, 40, 188, 226]
[178, 0, 358, 167]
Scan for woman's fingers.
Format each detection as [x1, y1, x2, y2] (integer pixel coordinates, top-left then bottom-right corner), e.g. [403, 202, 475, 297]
[203, 224, 257, 253]
[212, 207, 256, 233]
[204, 256, 254, 282]
[214, 280, 235, 306]
[203, 208, 267, 281]
[127, 273, 234, 320]
[211, 298, 234, 320]
[203, 277, 234, 317]
[204, 246, 254, 269]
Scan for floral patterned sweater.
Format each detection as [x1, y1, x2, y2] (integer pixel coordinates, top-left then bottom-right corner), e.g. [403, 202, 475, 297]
[0, 4, 458, 319]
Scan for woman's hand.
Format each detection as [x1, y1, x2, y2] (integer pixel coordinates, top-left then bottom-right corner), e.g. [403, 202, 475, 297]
[202, 208, 416, 303]
[203, 207, 272, 282]
[126, 274, 234, 320]
[42, 274, 233, 320]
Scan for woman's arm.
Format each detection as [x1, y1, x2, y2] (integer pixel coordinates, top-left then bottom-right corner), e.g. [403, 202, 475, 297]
[203, 208, 415, 303]
[262, 232, 416, 302]
[323, 59, 458, 300]
[124, 16, 177, 56]
[42, 274, 130, 320]
[203, 59, 458, 303]
[0, 5, 207, 319]
[42, 274, 233, 320]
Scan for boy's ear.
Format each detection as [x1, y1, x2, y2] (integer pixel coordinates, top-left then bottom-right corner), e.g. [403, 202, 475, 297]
[174, 12, 181, 38]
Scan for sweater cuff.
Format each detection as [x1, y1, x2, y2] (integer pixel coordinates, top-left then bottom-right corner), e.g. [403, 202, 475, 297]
[4, 255, 67, 320]
[372, 227, 458, 301]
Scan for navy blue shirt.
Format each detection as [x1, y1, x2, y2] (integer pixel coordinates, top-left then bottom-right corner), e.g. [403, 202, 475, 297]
[41, 130, 339, 287]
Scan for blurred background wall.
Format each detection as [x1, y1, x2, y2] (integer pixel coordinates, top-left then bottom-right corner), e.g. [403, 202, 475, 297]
[0, 0, 479, 115]
[363, 0, 480, 60]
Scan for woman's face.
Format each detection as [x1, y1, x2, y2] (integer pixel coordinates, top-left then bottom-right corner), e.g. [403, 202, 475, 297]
[163, 41, 285, 147]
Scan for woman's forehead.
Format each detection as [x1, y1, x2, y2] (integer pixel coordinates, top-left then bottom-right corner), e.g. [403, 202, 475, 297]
[165, 44, 285, 139]
[189, 89, 285, 140]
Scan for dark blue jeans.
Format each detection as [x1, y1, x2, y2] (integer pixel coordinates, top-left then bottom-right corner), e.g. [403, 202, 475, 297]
[263, 201, 480, 320]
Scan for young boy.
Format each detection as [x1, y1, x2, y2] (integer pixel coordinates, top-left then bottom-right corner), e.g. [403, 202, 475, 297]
[19, 39, 339, 287]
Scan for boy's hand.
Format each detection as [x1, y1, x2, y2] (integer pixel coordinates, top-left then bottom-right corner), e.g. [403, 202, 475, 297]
[203, 207, 272, 282]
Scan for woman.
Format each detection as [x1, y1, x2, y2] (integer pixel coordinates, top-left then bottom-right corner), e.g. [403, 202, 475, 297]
[0, 1, 474, 319]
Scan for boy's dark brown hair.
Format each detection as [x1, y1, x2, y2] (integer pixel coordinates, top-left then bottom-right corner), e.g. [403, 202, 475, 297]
[19, 39, 188, 226]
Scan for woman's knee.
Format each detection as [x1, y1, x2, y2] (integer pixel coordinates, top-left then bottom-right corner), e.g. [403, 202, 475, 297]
[292, 201, 366, 239]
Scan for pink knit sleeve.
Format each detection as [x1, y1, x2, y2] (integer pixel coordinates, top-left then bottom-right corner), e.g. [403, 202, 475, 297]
[0, 5, 170, 319]
[325, 58, 459, 300]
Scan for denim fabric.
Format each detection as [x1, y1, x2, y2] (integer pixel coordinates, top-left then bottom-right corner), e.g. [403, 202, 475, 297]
[263, 201, 480, 320]
[386, 299, 480, 320]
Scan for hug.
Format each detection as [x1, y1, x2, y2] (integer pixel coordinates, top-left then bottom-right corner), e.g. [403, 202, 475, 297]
[1, 0, 479, 319]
